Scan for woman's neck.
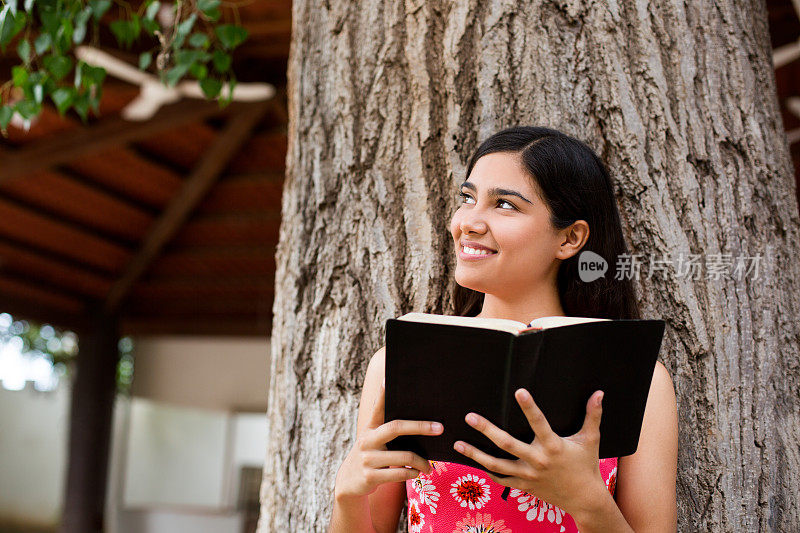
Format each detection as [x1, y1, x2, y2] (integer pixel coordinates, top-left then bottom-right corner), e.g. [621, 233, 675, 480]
[476, 287, 565, 325]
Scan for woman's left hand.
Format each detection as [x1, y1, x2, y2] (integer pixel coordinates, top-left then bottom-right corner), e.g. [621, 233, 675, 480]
[453, 388, 611, 516]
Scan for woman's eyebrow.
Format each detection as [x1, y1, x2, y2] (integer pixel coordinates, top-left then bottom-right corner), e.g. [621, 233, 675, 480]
[460, 181, 533, 204]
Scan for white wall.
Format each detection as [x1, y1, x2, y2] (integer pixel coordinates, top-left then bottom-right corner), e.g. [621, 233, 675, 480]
[108, 399, 267, 533]
[0, 384, 70, 529]
[122, 399, 230, 509]
[130, 336, 270, 412]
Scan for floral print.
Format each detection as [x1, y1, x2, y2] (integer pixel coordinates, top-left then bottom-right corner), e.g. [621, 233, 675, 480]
[407, 457, 618, 532]
[413, 475, 441, 514]
[508, 489, 566, 524]
[605, 465, 617, 496]
[509, 488, 566, 525]
[450, 473, 491, 510]
[408, 498, 425, 533]
[429, 460, 449, 476]
[452, 512, 512, 533]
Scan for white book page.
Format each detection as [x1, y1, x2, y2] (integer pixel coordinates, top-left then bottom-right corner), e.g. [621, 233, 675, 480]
[396, 312, 527, 334]
[396, 313, 611, 335]
[529, 315, 610, 329]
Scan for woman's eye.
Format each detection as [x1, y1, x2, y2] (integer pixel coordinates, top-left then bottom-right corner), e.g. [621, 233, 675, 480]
[457, 192, 515, 210]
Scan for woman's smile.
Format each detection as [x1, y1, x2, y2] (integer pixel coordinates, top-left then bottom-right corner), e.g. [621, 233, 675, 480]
[459, 240, 499, 261]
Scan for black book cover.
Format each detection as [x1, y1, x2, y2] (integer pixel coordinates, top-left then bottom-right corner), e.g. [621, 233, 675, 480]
[384, 317, 665, 474]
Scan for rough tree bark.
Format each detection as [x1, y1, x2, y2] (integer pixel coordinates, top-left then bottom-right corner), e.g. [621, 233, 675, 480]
[259, 1, 800, 531]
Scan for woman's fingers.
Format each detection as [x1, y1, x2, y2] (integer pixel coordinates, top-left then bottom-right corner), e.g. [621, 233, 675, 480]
[452, 440, 523, 477]
[367, 419, 444, 448]
[575, 390, 603, 444]
[365, 467, 423, 485]
[464, 412, 529, 458]
[363, 450, 432, 474]
[514, 388, 560, 449]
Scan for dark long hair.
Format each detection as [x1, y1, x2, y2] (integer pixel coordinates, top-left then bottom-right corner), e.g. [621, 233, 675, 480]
[452, 126, 641, 320]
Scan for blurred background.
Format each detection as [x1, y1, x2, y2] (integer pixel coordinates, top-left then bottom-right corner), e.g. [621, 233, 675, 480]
[2, 0, 800, 532]
[0, 0, 288, 531]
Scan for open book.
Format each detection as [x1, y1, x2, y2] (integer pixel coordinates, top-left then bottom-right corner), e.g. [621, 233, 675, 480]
[384, 312, 665, 472]
[395, 312, 610, 333]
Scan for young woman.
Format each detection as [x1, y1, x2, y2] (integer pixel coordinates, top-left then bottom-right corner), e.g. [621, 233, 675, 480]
[329, 126, 678, 532]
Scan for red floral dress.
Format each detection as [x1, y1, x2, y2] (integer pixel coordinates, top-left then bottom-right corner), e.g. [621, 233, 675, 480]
[405, 458, 617, 532]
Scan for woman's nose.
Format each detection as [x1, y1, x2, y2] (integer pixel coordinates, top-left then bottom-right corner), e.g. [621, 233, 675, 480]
[460, 210, 488, 235]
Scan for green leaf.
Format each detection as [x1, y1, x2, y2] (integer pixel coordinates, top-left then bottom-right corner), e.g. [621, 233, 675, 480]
[188, 32, 208, 48]
[12, 65, 28, 87]
[172, 13, 197, 48]
[90, 86, 101, 113]
[220, 77, 236, 108]
[139, 51, 152, 70]
[73, 6, 92, 44]
[165, 63, 189, 87]
[38, 7, 59, 34]
[130, 13, 141, 38]
[189, 62, 207, 79]
[15, 98, 40, 119]
[0, 8, 27, 50]
[109, 17, 140, 49]
[176, 49, 209, 67]
[27, 70, 45, 86]
[43, 54, 73, 81]
[212, 49, 231, 73]
[73, 91, 90, 122]
[54, 17, 73, 54]
[144, 0, 160, 21]
[50, 87, 75, 115]
[80, 64, 105, 88]
[203, 7, 220, 22]
[197, 0, 220, 14]
[43, 75, 56, 94]
[34, 32, 51, 54]
[88, 0, 111, 21]
[33, 83, 43, 104]
[142, 17, 158, 34]
[7, 0, 18, 16]
[110, 20, 130, 47]
[197, 0, 221, 19]
[199, 77, 221, 99]
[214, 24, 247, 50]
[74, 60, 83, 88]
[0, 105, 13, 130]
[16, 38, 30, 62]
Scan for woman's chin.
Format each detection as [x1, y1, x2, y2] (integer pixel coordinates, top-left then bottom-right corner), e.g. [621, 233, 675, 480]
[454, 273, 489, 294]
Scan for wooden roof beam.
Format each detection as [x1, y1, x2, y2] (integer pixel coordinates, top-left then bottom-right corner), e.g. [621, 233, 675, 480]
[103, 102, 271, 313]
[0, 238, 112, 299]
[1, 100, 246, 183]
[121, 315, 272, 337]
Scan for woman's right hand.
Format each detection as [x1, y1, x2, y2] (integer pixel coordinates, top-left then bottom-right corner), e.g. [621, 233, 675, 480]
[334, 381, 444, 499]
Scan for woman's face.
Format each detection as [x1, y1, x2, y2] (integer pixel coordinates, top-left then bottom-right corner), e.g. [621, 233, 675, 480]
[449, 152, 565, 298]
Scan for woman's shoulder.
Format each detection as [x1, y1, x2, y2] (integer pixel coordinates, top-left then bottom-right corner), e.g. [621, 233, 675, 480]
[652, 360, 675, 393]
[366, 345, 386, 377]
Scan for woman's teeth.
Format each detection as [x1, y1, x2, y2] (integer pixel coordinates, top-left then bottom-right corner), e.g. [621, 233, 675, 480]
[463, 246, 495, 256]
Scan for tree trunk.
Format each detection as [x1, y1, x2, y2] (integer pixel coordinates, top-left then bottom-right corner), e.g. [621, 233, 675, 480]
[259, 1, 800, 531]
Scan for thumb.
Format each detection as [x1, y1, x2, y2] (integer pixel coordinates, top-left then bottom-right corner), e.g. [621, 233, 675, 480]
[578, 390, 603, 443]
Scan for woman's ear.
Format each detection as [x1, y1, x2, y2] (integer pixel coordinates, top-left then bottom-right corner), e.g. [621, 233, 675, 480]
[556, 220, 590, 260]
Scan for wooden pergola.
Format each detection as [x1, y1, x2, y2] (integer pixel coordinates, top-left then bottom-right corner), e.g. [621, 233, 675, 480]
[0, 2, 290, 531]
